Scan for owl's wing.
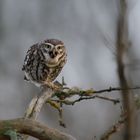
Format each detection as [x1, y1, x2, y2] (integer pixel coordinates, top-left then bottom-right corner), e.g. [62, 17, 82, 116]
[22, 44, 40, 81]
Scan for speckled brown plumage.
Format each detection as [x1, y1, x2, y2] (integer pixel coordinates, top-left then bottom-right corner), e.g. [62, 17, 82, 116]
[22, 39, 67, 87]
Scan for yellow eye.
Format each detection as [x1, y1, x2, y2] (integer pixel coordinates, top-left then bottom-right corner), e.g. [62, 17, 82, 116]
[46, 45, 51, 49]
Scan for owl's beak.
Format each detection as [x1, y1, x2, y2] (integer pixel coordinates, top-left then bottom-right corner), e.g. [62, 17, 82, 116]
[49, 49, 58, 58]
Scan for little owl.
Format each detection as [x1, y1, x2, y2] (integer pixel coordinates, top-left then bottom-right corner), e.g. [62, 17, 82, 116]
[22, 39, 67, 89]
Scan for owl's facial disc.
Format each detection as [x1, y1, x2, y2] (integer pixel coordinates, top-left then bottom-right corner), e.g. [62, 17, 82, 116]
[42, 43, 65, 67]
[48, 46, 65, 66]
[49, 45, 64, 58]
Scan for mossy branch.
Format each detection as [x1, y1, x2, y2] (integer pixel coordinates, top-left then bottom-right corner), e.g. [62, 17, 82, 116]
[0, 118, 76, 140]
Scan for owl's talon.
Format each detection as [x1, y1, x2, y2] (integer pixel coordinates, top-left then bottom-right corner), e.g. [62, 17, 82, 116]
[59, 120, 66, 128]
[54, 81, 63, 88]
[24, 75, 29, 81]
[43, 82, 61, 91]
[62, 76, 67, 86]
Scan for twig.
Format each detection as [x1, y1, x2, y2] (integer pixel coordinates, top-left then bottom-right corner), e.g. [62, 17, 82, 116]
[101, 115, 127, 140]
[52, 95, 120, 105]
[55, 86, 140, 99]
[95, 95, 120, 104]
[48, 85, 140, 129]
[51, 86, 140, 106]
[47, 100, 66, 127]
[0, 118, 76, 140]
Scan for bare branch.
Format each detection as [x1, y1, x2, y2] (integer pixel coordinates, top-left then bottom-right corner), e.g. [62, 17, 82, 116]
[116, 0, 136, 139]
[54, 86, 140, 99]
[101, 115, 127, 140]
[22, 86, 55, 140]
[0, 118, 76, 140]
[25, 87, 55, 119]
[52, 95, 120, 105]
[22, 83, 140, 140]
[51, 86, 140, 106]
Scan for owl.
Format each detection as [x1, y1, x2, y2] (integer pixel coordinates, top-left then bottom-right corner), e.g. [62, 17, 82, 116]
[22, 39, 67, 89]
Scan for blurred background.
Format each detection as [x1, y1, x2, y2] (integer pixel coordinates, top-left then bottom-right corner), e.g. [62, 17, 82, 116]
[0, 0, 140, 139]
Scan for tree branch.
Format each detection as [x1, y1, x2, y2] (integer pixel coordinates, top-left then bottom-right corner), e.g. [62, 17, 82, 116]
[101, 114, 127, 140]
[22, 83, 140, 140]
[116, 0, 136, 139]
[25, 87, 55, 119]
[0, 118, 76, 140]
[51, 86, 140, 106]
[23, 86, 55, 139]
[54, 86, 140, 99]
[52, 95, 120, 105]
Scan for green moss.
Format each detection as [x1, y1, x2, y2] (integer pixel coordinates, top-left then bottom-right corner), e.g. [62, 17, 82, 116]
[135, 97, 140, 109]
[4, 130, 18, 140]
[0, 121, 15, 137]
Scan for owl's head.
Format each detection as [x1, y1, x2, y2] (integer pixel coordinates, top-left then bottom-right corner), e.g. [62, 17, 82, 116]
[40, 39, 66, 67]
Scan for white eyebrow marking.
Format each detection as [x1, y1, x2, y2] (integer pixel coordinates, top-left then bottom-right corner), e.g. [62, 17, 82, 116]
[44, 43, 54, 47]
[55, 44, 64, 47]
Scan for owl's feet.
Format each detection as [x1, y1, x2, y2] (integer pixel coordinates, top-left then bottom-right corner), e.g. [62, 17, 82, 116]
[24, 75, 29, 81]
[54, 81, 63, 88]
[43, 81, 62, 91]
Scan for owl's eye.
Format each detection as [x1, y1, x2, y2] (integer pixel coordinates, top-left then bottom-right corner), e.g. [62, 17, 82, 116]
[46, 44, 51, 49]
[57, 46, 63, 50]
[58, 46, 61, 50]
